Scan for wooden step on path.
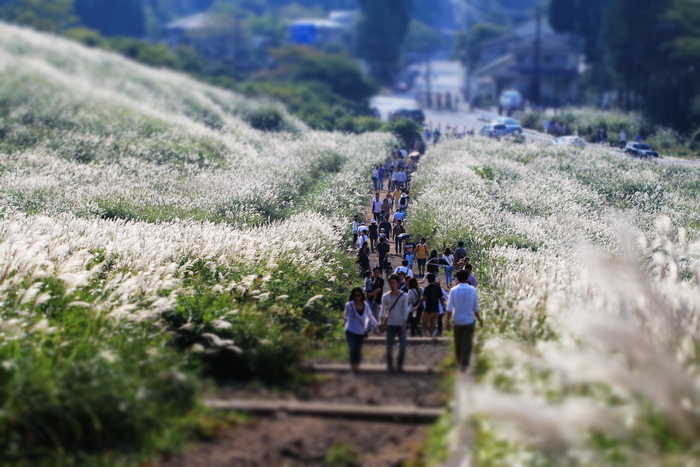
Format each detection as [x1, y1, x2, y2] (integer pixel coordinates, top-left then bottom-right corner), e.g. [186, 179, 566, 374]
[363, 336, 450, 345]
[205, 399, 444, 423]
[302, 362, 438, 375]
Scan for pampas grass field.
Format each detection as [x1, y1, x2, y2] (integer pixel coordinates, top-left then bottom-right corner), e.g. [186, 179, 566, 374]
[410, 138, 700, 464]
[2, 19, 700, 465]
[0, 23, 391, 462]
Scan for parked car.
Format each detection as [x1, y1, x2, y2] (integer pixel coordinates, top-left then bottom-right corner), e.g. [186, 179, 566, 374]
[499, 90, 523, 111]
[494, 118, 523, 136]
[553, 136, 586, 147]
[480, 124, 510, 138]
[625, 142, 659, 158]
[391, 108, 425, 125]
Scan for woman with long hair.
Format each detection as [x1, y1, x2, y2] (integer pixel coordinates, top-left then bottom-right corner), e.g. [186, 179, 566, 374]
[343, 287, 378, 372]
[443, 247, 454, 289]
[406, 277, 423, 337]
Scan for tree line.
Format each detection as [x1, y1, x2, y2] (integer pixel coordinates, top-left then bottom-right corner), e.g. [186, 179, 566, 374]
[550, 0, 700, 134]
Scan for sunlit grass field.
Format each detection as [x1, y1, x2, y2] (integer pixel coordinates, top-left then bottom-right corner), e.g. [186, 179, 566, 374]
[411, 138, 700, 464]
[0, 23, 392, 463]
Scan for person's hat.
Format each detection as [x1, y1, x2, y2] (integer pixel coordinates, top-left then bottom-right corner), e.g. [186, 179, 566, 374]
[371, 219, 376, 224]
[361, 222, 366, 225]
[401, 193, 408, 198]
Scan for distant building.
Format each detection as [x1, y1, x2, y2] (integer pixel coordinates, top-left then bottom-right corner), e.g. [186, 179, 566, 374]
[468, 20, 582, 107]
[288, 10, 358, 51]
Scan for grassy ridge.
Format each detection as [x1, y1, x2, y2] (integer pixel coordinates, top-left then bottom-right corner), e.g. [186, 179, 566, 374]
[409, 137, 700, 464]
[0, 23, 392, 462]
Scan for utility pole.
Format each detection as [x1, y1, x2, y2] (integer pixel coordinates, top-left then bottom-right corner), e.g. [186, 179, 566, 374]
[426, 51, 432, 108]
[532, 3, 543, 109]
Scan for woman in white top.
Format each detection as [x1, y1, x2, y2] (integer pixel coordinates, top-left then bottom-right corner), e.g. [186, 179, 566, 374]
[380, 274, 410, 373]
[344, 287, 379, 372]
[443, 247, 455, 289]
[406, 277, 424, 337]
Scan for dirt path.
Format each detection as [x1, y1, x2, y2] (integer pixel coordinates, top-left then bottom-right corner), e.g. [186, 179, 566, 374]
[162, 182, 452, 467]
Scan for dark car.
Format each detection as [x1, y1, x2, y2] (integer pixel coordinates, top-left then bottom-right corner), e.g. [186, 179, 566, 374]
[625, 142, 659, 158]
[391, 109, 425, 125]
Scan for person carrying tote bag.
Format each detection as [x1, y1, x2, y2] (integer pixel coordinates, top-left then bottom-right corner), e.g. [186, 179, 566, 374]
[343, 287, 379, 373]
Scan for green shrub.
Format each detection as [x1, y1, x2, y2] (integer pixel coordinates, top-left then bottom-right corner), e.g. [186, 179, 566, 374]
[235, 103, 296, 133]
[520, 111, 544, 131]
[383, 119, 423, 147]
[335, 116, 383, 134]
[0, 317, 200, 461]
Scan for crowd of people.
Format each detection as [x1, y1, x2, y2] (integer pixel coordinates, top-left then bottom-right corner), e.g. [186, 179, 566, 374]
[544, 119, 643, 148]
[345, 146, 483, 375]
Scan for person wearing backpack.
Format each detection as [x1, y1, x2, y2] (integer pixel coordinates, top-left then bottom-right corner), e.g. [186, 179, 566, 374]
[380, 274, 410, 374]
[454, 241, 467, 270]
[344, 287, 379, 372]
[406, 277, 424, 337]
[415, 273, 445, 337]
[415, 238, 429, 277]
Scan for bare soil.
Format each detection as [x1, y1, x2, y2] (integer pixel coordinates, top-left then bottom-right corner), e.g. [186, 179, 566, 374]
[162, 416, 427, 467]
[162, 186, 450, 467]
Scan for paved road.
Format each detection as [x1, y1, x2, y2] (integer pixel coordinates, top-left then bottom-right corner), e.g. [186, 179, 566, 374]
[371, 92, 551, 143]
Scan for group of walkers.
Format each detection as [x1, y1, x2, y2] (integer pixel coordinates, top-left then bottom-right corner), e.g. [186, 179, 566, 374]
[544, 119, 643, 148]
[344, 146, 483, 374]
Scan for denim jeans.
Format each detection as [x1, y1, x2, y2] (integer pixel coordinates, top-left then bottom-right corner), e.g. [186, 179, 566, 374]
[385, 325, 407, 371]
[445, 266, 453, 286]
[345, 330, 365, 366]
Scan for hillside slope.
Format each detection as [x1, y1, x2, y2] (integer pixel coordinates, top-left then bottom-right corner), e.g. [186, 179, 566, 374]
[0, 23, 392, 463]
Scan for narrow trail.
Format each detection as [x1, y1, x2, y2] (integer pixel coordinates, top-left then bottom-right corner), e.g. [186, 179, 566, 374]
[163, 184, 453, 467]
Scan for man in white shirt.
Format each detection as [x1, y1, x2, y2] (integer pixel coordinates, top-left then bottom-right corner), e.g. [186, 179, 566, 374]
[394, 259, 414, 278]
[380, 274, 410, 373]
[372, 193, 383, 222]
[352, 215, 359, 247]
[447, 270, 483, 372]
[619, 131, 627, 149]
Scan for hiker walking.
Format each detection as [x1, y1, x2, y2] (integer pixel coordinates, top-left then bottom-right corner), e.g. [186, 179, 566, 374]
[352, 215, 360, 248]
[377, 236, 390, 272]
[415, 238, 429, 277]
[415, 273, 445, 337]
[392, 220, 406, 254]
[406, 277, 423, 337]
[372, 193, 383, 223]
[447, 270, 483, 372]
[366, 267, 385, 327]
[380, 274, 409, 374]
[465, 264, 478, 287]
[443, 248, 454, 289]
[344, 287, 379, 372]
[453, 241, 467, 270]
[368, 219, 379, 253]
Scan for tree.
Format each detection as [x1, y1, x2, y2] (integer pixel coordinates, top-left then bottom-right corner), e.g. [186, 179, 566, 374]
[292, 54, 378, 107]
[357, 0, 413, 83]
[549, 0, 609, 64]
[0, 0, 76, 32]
[454, 22, 509, 71]
[600, 0, 700, 132]
[404, 20, 443, 55]
[74, 0, 145, 37]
